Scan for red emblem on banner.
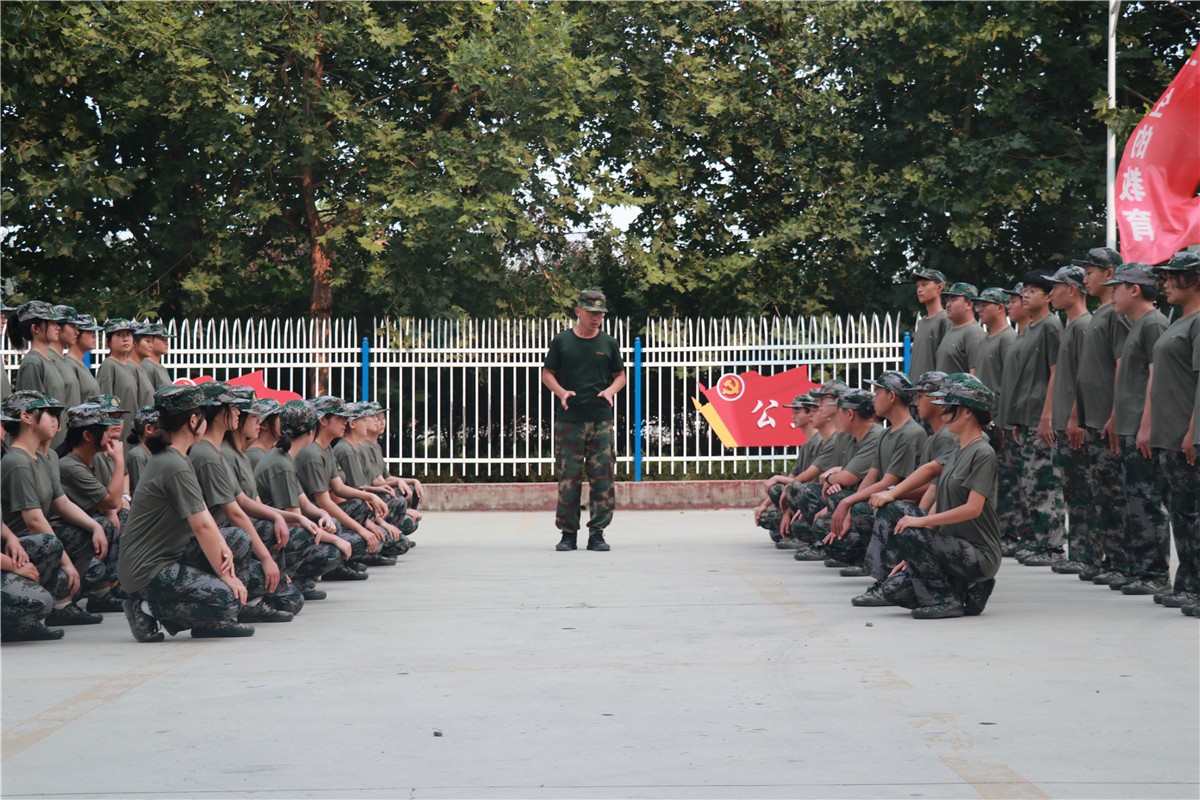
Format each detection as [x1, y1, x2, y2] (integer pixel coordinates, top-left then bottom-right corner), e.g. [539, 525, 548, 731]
[716, 373, 745, 401]
[693, 366, 819, 448]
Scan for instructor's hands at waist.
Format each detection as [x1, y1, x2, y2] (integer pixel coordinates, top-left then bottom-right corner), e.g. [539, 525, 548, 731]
[557, 389, 576, 409]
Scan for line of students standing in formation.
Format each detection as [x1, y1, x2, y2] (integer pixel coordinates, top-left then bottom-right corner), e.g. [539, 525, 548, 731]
[1, 302, 425, 642]
[754, 247, 1200, 620]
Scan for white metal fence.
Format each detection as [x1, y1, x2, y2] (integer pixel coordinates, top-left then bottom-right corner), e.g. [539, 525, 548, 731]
[2, 314, 906, 478]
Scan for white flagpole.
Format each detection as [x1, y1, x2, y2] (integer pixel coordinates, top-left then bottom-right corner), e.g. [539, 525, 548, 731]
[1107, 0, 1120, 250]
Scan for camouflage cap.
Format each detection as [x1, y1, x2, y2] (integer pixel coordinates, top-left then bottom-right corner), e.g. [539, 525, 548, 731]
[911, 268, 947, 284]
[577, 289, 608, 313]
[66, 402, 123, 429]
[930, 373, 996, 414]
[16, 301, 65, 324]
[198, 381, 239, 408]
[342, 401, 377, 420]
[811, 379, 850, 399]
[226, 384, 256, 410]
[3, 390, 65, 417]
[279, 399, 319, 438]
[154, 385, 205, 415]
[86, 394, 128, 415]
[1072, 246, 1123, 271]
[131, 320, 152, 337]
[782, 393, 813, 410]
[0, 408, 16, 423]
[70, 313, 105, 331]
[248, 397, 282, 419]
[836, 388, 876, 414]
[1100, 263, 1157, 288]
[914, 370, 949, 393]
[973, 287, 1010, 305]
[1000, 282, 1024, 297]
[132, 405, 160, 434]
[103, 318, 136, 334]
[1154, 250, 1200, 274]
[941, 282, 979, 299]
[866, 370, 915, 401]
[53, 305, 78, 322]
[310, 395, 347, 418]
[145, 321, 172, 337]
[1047, 265, 1086, 289]
[365, 401, 388, 414]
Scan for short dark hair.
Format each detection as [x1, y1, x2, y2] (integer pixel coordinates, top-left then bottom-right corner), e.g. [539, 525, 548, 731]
[1021, 270, 1055, 293]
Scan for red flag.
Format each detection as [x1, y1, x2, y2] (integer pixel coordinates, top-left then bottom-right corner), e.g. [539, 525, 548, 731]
[172, 370, 302, 403]
[1115, 44, 1200, 264]
[694, 366, 819, 448]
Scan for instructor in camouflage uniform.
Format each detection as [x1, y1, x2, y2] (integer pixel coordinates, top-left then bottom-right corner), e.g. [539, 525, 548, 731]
[542, 290, 626, 552]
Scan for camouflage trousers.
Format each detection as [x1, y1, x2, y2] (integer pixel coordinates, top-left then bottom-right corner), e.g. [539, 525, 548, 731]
[1084, 429, 1124, 571]
[1016, 426, 1065, 551]
[252, 517, 339, 595]
[48, 523, 108, 596]
[1117, 436, 1169, 580]
[554, 420, 615, 534]
[784, 482, 828, 545]
[758, 484, 786, 541]
[193, 528, 263, 600]
[382, 494, 418, 535]
[1158, 449, 1200, 595]
[88, 512, 124, 588]
[1055, 433, 1092, 564]
[2, 571, 55, 632]
[885, 528, 988, 608]
[340, 499, 408, 557]
[865, 501, 923, 581]
[816, 490, 876, 567]
[996, 436, 1023, 546]
[14, 533, 71, 601]
[139, 561, 240, 634]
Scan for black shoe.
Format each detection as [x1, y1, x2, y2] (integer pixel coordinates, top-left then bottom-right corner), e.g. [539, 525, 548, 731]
[1162, 592, 1200, 608]
[362, 553, 397, 567]
[793, 546, 825, 562]
[324, 565, 369, 581]
[823, 558, 849, 569]
[963, 579, 996, 616]
[1, 622, 66, 642]
[46, 602, 103, 626]
[302, 587, 328, 601]
[1079, 566, 1104, 581]
[556, 531, 577, 551]
[191, 622, 256, 638]
[838, 566, 868, 578]
[87, 594, 125, 614]
[238, 603, 295, 623]
[351, 561, 369, 573]
[268, 584, 305, 616]
[912, 601, 965, 620]
[122, 599, 164, 643]
[586, 532, 610, 551]
[851, 584, 892, 607]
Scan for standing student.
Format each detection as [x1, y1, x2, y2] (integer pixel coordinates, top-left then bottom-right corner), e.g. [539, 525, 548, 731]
[1145, 252, 1200, 608]
[1071, 247, 1129, 581]
[880, 375, 1002, 619]
[53, 306, 84, 409]
[1098, 265, 1170, 594]
[908, 269, 950, 380]
[117, 385, 251, 641]
[1043, 265, 1093, 573]
[10, 302, 70, 447]
[935, 283, 987, 374]
[994, 284, 1028, 556]
[62, 313, 104, 405]
[96, 319, 141, 435]
[541, 289, 626, 553]
[971, 288, 1016, 395]
[138, 322, 173, 392]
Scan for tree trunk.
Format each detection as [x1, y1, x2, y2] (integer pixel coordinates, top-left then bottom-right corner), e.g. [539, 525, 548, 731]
[302, 23, 332, 395]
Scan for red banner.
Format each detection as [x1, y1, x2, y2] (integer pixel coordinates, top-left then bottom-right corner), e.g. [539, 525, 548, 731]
[693, 366, 819, 448]
[1115, 44, 1200, 264]
[172, 370, 302, 403]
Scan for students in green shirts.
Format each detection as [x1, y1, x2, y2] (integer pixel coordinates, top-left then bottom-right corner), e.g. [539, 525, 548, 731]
[908, 268, 950, 380]
[971, 288, 1016, 395]
[755, 391, 822, 537]
[62, 313, 104, 406]
[781, 381, 853, 552]
[995, 283, 1029, 557]
[10, 302, 71, 448]
[96, 318, 142, 436]
[935, 283, 987, 374]
[244, 398, 282, 471]
[137, 322, 173, 392]
[125, 406, 158, 496]
[1097, 265, 1170, 594]
[2, 521, 64, 641]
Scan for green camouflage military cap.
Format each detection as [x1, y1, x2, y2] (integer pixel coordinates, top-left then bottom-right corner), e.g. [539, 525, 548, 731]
[154, 384, 205, 415]
[1072, 246, 1123, 271]
[145, 321, 172, 337]
[866, 370, 915, 401]
[248, 397, 282, 419]
[941, 282, 978, 299]
[66, 402, 123, 429]
[133, 405, 159, 434]
[53, 305, 78, 322]
[279, 399, 319, 438]
[310, 395, 347, 418]
[199, 381, 239, 407]
[1000, 282, 1024, 297]
[812, 379, 850, 399]
[973, 287, 1010, 306]
[342, 401, 376, 420]
[1100, 263, 1157, 288]
[227, 385, 256, 410]
[85, 394, 128, 416]
[577, 289, 608, 313]
[1047, 265, 1086, 289]
[103, 318, 136, 334]
[16, 301, 66, 324]
[3, 390, 65, 417]
[70, 313, 104, 331]
[366, 401, 388, 414]
[911, 268, 946, 284]
[0, 408, 16, 423]
[131, 320, 151, 337]
[1154, 250, 1200, 274]
[782, 393, 810, 409]
[914, 370, 948, 393]
[836, 388, 876, 414]
[929, 373, 996, 414]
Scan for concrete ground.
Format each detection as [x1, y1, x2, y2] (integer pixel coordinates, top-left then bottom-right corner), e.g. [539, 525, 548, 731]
[2, 510, 1197, 800]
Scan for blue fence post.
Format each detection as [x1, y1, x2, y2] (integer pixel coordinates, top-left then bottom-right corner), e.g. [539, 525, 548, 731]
[360, 337, 370, 401]
[634, 336, 643, 482]
[902, 331, 912, 375]
[84, 351, 91, 369]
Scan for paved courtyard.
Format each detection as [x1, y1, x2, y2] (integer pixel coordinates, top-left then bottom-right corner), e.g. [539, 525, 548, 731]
[2, 510, 1197, 799]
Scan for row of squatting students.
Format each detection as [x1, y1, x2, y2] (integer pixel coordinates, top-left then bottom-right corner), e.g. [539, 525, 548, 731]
[755, 247, 1200, 618]
[2, 384, 425, 642]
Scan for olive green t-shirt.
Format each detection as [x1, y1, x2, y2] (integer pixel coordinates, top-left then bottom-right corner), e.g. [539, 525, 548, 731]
[142, 359, 172, 392]
[367, 441, 388, 478]
[996, 330, 1026, 429]
[62, 355, 102, 407]
[333, 438, 367, 487]
[221, 441, 258, 499]
[1008, 314, 1063, 428]
[936, 438, 1001, 579]
[1149, 311, 1200, 450]
[188, 439, 239, 527]
[790, 430, 823, 476]
[842, 424, 884, 480]
[1074, 303, 1130, 430]
[811, 430, 853, 472]
[296, 441, 337, 497]
[254, 448, 302, 510]
[57, 352, 83, 409]
[127, 444, 151, 496]
[97, 358, 141, 432]
[15, 350, 68, 405]
[935, 322, 987, 375]
[972, 327, 1014, 394]
[245, 445, 269, 472]
[1114, 309, 1169, 435]
[1, 448, 64, 536]
[58, 452, 108, 515]
[909, 311, 951, 380]
[872, 419, 927, 480]
[543, 329, 625, 423]
[117, 447, 208, 593]
[1051, 312, 1092, 430]
[922, 426, 961, 488]
[353, 442, 379, 482]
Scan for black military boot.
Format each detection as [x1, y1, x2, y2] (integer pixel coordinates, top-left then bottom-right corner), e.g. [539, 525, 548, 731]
[586, 531, 610, 551]
[556, 531, 577, 551]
